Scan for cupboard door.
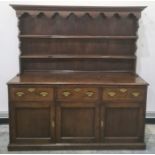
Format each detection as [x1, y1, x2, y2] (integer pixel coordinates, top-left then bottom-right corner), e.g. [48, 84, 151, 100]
[101, 102, 144, 143]
[56, 102, 99, 143]
[12, 102, 55, 143]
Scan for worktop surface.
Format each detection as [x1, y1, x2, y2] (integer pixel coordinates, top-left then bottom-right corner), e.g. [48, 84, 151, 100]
[8, 71, 148, 85]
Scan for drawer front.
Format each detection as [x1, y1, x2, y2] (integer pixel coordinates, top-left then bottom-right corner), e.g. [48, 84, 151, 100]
[102, 86, 145, 102]
[10, 86, 54, 101]
[56, 87, 99, 102]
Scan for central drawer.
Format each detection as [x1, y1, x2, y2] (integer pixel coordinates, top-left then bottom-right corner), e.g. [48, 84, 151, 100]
[10, 86, 54, 102]
[56, 87, 99, 102]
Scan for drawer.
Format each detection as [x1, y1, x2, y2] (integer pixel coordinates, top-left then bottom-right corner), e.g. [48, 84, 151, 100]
[10, 86, 54, 102]
[56, 87, 99, 102]
[102, 86, 145, 102]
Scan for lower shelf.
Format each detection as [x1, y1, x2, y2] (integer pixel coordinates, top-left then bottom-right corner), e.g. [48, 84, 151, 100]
[8, 142, 146, 151]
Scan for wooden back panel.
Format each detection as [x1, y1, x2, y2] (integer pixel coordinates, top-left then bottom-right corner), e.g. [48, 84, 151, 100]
[21, 58, 135, 72]
[19, 13, 138, 36]
[21, 38, 136, 56]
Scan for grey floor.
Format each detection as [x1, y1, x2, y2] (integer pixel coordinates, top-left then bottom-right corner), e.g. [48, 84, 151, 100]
[0, 125, 155, 154]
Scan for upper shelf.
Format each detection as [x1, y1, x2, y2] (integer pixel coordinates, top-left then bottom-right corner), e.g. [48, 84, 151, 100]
[19, 35, 137, 39]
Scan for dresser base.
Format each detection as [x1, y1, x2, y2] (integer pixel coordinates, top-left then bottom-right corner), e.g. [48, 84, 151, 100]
[8, 143, 146, 151]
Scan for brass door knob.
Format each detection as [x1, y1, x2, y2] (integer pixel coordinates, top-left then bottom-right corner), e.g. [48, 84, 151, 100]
[63, 91, 71, 97]
[86, 91, 94, 97]
[40, 92, 48, 97]
[16, 92, 24, 97]
[52, 121, 55, 128]
[101, 120, 104, 128]
[107, 91, 116, 97]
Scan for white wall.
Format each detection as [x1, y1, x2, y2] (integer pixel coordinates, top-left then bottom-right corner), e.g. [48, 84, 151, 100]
[0, 0, 155, 117]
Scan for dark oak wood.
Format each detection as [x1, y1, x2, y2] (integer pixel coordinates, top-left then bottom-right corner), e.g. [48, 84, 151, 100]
[8, 5, 148, 150]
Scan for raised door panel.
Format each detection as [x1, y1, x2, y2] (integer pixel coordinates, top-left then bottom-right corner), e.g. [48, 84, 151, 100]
[12, 102, 55, 143]
[56, 103, 99, 143]
[101, 102, 144, 143]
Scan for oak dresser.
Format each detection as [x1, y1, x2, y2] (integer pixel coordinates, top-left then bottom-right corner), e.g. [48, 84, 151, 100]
[7, 5, 148, 150]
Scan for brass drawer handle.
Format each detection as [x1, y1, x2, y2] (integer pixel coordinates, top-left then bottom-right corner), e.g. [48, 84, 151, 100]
[27, 88, 35, 92]
[107, 91, 116, 97]
[16, 92, 24, 97]
[40, 92, 48, 97]
[132, 92, 140, 97]
[63, 91, 71, 97]
[86, 91, 94, 97]
[74, 88, 81, 92]
[119, 88, 127, 93]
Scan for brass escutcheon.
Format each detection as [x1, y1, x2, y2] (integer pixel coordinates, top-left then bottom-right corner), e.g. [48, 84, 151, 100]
[16, 92, 24, 97]
[132, 92, 140, 97]
[27, 88, 35, 92]
[107, 91, 116, 97]
[63, 91, 71, 97]
[119, 88, 127, 93]
[86, 91, 94, 97]
[74, 88, 81, 92]
[40, 92, 48, 97]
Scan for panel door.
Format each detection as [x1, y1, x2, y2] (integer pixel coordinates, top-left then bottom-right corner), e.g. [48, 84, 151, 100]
[12, 102, 55, 143]
[56, 102, 99, 143]
[101, 102, 145, 143]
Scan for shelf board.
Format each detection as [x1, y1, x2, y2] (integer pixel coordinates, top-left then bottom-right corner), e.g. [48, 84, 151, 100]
[19, 35, 137, 39]
[20, 55, 136, 59]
